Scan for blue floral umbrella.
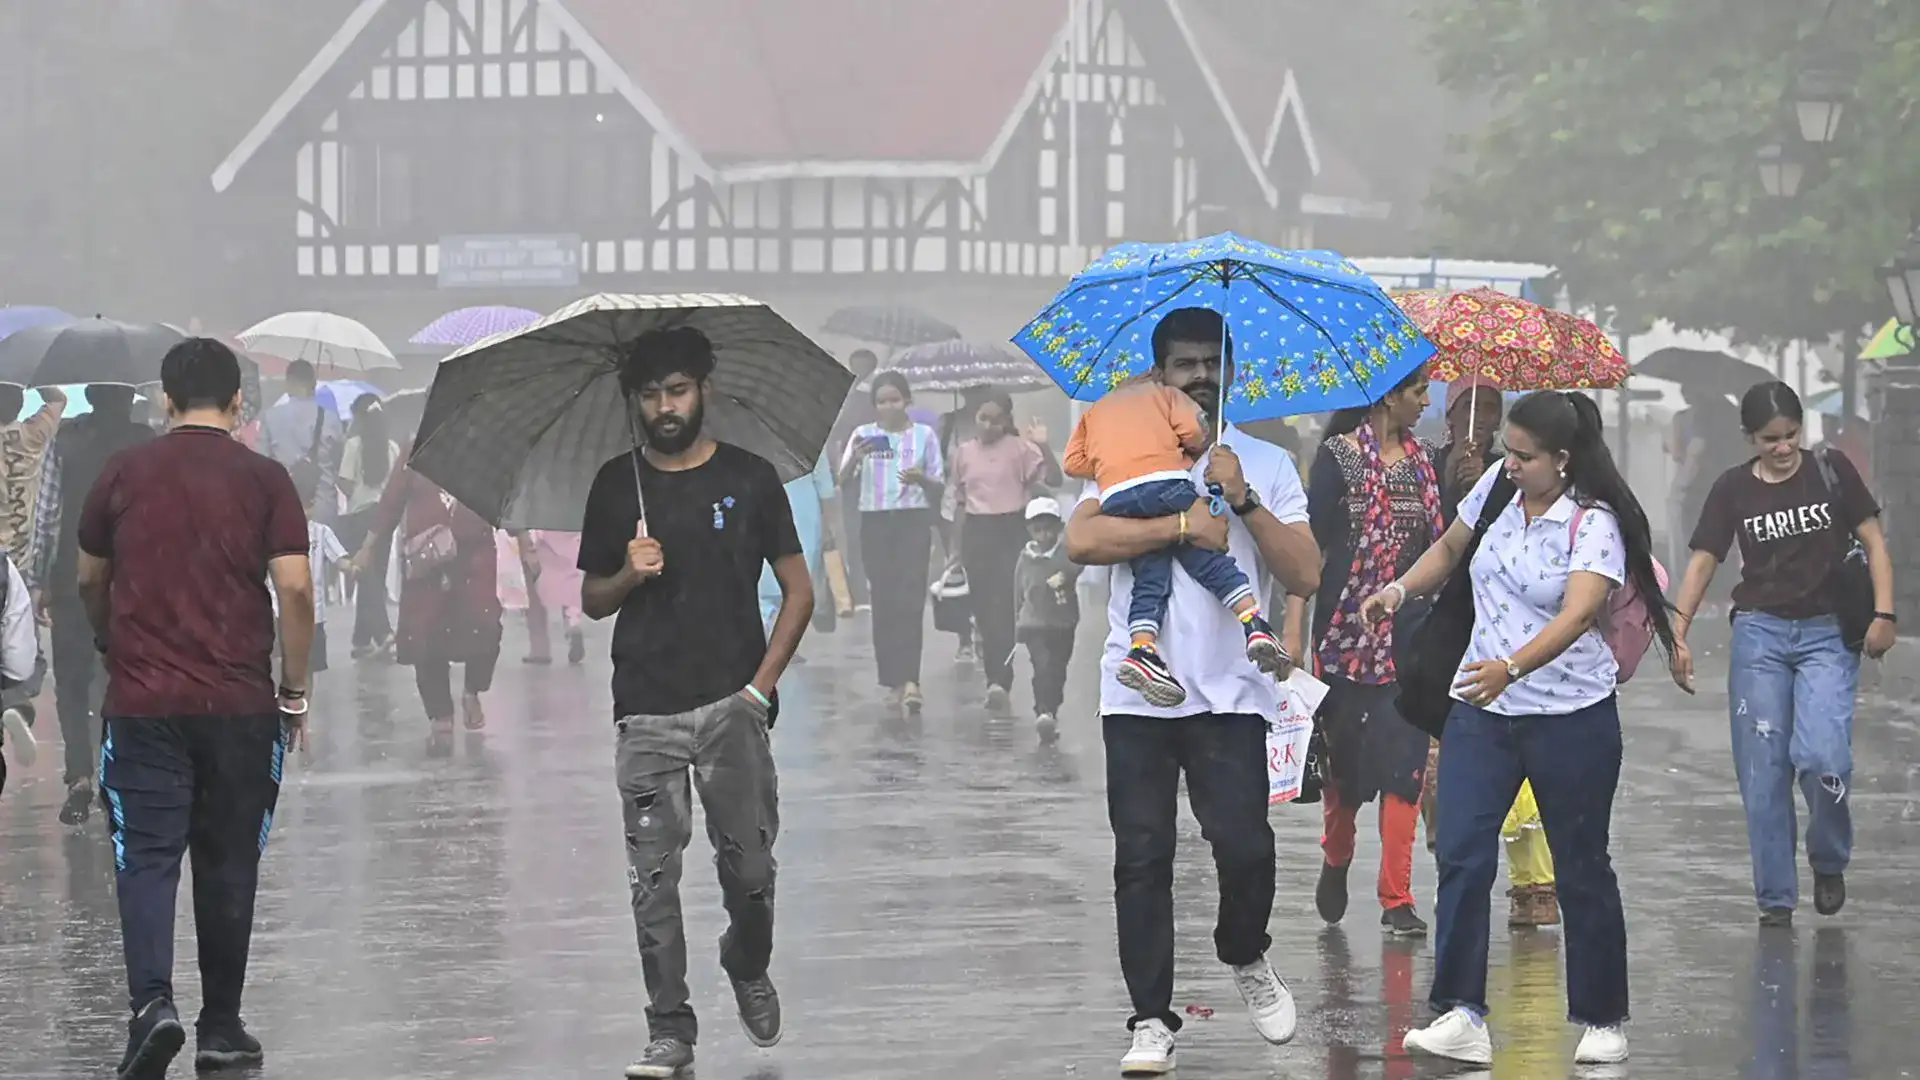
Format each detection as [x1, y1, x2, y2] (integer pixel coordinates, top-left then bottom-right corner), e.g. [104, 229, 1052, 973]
[1012, 234, 1436, 429]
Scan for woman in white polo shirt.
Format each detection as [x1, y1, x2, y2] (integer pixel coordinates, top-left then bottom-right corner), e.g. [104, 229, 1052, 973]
[1360, 391, 1674, 1067]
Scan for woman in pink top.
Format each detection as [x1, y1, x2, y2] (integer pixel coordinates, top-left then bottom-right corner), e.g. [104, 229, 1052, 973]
[515, 530, 586, 665]
[949, 390, 1063, 713]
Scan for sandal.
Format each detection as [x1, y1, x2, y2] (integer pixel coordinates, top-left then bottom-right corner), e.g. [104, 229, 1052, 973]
[462, 693, 486, 731]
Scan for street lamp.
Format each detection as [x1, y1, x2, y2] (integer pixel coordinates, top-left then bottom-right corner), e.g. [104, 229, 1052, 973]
[1757, 142, 1807, 198]
[1881, 228, 1920, 328]
[1793, 66, 1847, 144]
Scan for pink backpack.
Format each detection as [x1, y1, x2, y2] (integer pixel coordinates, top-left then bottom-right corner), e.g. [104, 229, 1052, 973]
[1570, 508, 1668, 682]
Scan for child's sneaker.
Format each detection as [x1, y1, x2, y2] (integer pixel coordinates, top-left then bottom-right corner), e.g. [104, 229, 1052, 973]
[1117, 646, 1188, 707]
[1243, 617, 1289, 674]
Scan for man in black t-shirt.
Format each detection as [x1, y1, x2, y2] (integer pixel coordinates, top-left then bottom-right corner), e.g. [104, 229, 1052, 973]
[577, 326, 811, 1079]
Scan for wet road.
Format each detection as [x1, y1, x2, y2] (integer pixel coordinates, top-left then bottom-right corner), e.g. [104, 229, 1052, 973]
[2, 613, 1917, 1078]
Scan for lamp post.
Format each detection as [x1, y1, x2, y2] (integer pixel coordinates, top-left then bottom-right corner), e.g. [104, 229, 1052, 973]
[1757, 142, 1810, 198]
[1793, 65, 1847, 145]
[1880, 228, 1920, 330]
[1877, 229, 1920, 622]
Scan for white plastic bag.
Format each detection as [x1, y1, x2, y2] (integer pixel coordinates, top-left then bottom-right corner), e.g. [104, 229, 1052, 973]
[1268, 670, 1329, 805]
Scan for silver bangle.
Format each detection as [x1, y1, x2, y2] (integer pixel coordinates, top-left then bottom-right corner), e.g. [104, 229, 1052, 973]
[1384, 582, 1408, 605]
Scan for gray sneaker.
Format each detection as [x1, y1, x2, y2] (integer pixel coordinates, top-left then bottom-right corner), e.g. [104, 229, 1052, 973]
[623, 1037, 693, 1078]
[732, 973, 783, 1047]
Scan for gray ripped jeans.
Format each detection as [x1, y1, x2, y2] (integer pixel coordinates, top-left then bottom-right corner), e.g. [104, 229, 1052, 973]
[617, 691, 780, 1044]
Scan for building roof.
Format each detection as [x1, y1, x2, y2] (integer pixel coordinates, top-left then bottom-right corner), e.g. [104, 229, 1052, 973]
[558, 0, 1068, 171]
[211, 0, 1278, 201]
[1178, 0, 1388, 219]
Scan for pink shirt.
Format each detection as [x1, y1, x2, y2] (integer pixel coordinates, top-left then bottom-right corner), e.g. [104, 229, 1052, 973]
[951, 435, 1045, 517]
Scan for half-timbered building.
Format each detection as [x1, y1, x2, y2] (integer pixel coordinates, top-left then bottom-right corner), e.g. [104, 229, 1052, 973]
[211, 0, 1378, 337]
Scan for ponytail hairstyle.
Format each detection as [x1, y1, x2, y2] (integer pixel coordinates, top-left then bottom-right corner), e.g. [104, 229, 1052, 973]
[1505, 391, 1676, 656]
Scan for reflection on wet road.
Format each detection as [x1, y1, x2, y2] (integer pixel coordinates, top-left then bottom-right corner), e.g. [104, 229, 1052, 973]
[1, 617, 1915, 1077]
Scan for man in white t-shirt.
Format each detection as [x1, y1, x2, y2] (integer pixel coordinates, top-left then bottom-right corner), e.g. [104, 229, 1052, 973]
[1065, 307, 1320, 1075]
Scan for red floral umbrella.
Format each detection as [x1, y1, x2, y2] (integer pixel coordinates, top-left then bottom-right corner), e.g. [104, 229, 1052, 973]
[1392, 288, 1628, 389]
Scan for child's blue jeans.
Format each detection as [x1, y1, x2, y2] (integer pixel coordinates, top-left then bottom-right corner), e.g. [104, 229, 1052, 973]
[1101, 478, 1254, 638]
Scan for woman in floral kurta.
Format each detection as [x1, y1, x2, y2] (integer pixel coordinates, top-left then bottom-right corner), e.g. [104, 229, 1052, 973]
[354, 450, 502, 742]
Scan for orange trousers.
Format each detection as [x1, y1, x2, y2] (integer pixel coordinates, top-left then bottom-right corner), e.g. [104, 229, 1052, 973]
[1321, 783, 1421, 911]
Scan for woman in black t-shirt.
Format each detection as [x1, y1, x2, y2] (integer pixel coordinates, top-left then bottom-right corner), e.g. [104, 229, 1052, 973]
[1668, 381, 1895, 928]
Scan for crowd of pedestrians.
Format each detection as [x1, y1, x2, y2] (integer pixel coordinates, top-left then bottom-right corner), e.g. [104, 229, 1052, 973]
[0, 297, 1898, 1080]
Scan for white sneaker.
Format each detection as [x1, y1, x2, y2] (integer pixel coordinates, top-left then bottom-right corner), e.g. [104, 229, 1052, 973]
[1119, 1019, 1175, 1076]
[1575, 1024, 1629, 1064]
[1230, 956, 1297, 1044]
[3, 707, 36, 767]
[1403, 1007, 1493, 1064]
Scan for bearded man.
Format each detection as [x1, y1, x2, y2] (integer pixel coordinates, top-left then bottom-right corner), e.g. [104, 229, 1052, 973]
[576, 326, 812, 1079]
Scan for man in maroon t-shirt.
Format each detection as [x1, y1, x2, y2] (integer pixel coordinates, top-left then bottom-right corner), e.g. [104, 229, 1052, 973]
[76, 338, 314, 1080]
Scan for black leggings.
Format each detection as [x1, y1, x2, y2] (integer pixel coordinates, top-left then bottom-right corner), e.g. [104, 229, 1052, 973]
[414, 653, 499, 720]
[962, 511, 1029, 691]
[860, 509, 933, 688]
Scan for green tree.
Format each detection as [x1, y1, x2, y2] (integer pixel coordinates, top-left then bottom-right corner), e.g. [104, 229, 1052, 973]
[1422, 0, 1920, 345]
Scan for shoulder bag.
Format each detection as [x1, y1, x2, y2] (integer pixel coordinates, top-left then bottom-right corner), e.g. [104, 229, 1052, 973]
[1812, 449, 1874, 652]
[1392, 472, 1515, 739]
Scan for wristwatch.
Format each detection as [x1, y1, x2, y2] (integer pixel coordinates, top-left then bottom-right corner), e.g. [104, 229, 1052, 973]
[1503, 657, 1523, 681]
[1230, 487, 1261, 517]
[1873, 611, 1897, 624]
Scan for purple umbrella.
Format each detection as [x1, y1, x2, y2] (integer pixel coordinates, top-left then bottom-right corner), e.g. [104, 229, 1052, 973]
[410, 306, 543, 348]
[0, 307, 73, 344]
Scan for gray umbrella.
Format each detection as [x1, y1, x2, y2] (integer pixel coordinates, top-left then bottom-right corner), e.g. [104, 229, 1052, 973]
[408, 292, 853, 530]
[0, 317, 183, 387]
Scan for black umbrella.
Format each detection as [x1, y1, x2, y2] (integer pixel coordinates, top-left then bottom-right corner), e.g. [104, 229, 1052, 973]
[0, 317, 185, 387]
[408, 292, 854, 530]
[1635, 347, 1775, 391]
[822, 304, 962, 349]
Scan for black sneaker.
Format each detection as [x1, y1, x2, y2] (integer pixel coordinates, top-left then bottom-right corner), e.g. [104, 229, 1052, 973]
[732, 973, 783, 1048]
[1242, 617, 1290, 674]
[60, 778, 94, 825]
[1759, 906, 1794, 928]
[1382, 905, 1429, 937]
[1117, 646, 1188, 707]
[194, 1021, 263, 1071]
[1315, 862, 1350, 925]
[1814, 872, 1846, 916]
[623, 1037, 694, 1078]
[118, 999, 186, 1080]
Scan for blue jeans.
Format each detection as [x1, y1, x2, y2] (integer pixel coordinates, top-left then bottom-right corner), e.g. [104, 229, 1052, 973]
[1102, 478, 1253, 638]
[1431, 696, 1628, 1026]
[1728, 612, 1857, 911]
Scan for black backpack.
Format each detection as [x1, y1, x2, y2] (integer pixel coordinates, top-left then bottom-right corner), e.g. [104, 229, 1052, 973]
[1392, 472, 1515, 739]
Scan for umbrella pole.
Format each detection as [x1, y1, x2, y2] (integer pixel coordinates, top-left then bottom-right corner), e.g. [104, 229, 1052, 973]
[625, 401, 649, 537]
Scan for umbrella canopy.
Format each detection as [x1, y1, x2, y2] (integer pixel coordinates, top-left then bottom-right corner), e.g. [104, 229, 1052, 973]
[408, 293, 854, 530]
[1861, 319, 1912, 360]
[1013, 233, 1436, 425]
[0, 306, 73, 344]
[867, 340, 1052, 394]
[822, 304, 962, 349]
[1391, 287, 1628, 389]
[0, 317, 185, 387]
[1635, 347, 1776, 391]
[1805, 386, 1871, 421]
[274, 379, 382, 421]
[409, 306, 543, 348]
[238, 311, 397, 372]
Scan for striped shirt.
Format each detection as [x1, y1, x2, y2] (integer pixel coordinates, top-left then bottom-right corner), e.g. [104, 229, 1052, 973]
[843, 422, 943, 512]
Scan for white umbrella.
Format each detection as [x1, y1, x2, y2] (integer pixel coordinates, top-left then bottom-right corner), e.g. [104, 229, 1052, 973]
[238, 311, 397, 372]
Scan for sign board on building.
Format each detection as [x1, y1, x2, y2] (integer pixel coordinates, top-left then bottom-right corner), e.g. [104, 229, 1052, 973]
[437, 234, 581, 288]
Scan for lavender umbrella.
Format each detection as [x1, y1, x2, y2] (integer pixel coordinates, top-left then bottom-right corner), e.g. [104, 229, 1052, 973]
[0, 307, 73, 344]
[410, 306, 543, 348]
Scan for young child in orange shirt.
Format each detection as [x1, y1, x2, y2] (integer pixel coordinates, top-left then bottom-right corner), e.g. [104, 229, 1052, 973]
[1064, 380, 1285, 707]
